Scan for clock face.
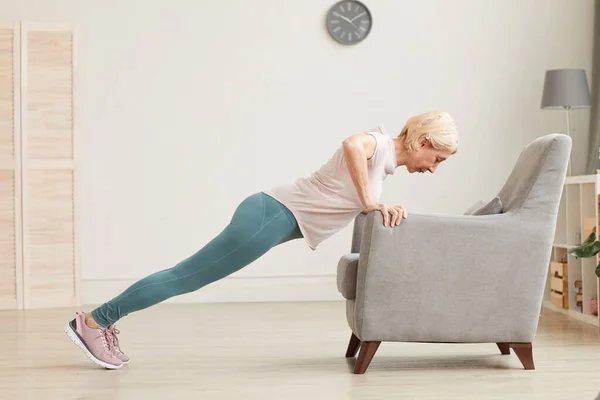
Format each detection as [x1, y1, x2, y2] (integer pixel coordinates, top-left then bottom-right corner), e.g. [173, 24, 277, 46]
[326, 1, 372, 45]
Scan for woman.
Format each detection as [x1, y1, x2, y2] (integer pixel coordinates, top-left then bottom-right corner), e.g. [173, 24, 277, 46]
[64, 111, 459, 369]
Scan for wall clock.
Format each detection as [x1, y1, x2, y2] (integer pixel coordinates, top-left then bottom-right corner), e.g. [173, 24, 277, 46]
[326, 1, 372, 45]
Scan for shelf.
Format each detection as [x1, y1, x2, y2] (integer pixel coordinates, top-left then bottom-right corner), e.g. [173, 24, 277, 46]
[564, 175, 600, 185]
[544, 176, 600, 326]
[553, 244, 576, 249]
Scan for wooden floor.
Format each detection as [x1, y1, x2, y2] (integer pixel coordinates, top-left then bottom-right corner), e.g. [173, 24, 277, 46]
[2, 301, 600, 399]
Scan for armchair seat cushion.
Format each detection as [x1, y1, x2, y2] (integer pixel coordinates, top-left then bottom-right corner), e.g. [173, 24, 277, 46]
[337, 253, 360, 300]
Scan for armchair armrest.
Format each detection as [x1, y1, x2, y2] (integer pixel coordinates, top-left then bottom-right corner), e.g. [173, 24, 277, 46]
[353, 210, 552, 344]
[351, 213, 367, 253]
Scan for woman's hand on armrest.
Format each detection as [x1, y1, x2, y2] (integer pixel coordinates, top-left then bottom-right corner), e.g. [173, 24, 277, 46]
[363, 203, 407, 227]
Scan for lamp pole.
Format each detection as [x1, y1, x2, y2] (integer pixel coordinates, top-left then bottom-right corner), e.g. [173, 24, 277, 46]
[565, 105, 572, 176]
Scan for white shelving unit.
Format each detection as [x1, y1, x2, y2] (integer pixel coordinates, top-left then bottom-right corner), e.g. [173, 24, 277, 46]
[543, 174, 600, 326]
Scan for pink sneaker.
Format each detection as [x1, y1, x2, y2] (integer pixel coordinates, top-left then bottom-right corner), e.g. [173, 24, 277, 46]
[64, 312, 123, 369]
[107, 324, 130, 364]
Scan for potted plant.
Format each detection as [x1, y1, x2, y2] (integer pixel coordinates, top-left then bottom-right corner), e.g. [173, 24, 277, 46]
[568, 230, 600, 277]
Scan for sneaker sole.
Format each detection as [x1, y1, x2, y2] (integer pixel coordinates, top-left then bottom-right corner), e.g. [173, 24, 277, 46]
[64, 321, 123, 370]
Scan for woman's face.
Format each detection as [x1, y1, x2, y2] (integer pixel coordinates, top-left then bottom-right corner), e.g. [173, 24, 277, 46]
[405, 137, 453, 174]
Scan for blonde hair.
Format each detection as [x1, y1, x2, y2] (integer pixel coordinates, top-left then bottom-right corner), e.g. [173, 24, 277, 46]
[399, 111, 459, 154]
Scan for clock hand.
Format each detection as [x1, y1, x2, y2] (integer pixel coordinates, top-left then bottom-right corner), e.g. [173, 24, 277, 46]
[333, 11, 361, 32]
[349, 12, 366, 22]
[333, 11, 352, 23]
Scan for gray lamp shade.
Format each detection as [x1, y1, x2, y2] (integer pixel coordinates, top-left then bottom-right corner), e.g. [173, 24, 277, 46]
[541, 69, 592, 109]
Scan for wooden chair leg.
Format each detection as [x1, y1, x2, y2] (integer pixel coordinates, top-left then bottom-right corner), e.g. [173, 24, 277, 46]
[353, 341, 381, 374]
[510, 343, 534, 370]
[496, 342, 510, 355]
[345, 333, 361, 358]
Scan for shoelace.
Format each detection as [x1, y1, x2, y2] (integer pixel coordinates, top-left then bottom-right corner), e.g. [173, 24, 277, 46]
[77, 311, 117, 353]
[107, 324, 122, 354]
[102, 328, 117, 352]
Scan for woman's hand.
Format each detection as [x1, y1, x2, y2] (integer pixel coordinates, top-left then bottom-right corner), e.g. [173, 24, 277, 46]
[363, 203, 408, 227]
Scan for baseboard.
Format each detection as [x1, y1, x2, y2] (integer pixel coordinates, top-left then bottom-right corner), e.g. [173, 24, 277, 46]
[81, 275, 343, 306]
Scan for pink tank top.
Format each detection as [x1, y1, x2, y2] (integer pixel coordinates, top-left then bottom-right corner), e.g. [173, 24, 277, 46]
[262, 126, 397, 251]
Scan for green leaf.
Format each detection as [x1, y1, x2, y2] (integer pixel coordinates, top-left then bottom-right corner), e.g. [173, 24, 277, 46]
[583, 232, 597, 247]
[568, 241, 600, 258]
[568, 232, 598, 258]
[596, 262, 600, 278]
[568, 245, 585, 258]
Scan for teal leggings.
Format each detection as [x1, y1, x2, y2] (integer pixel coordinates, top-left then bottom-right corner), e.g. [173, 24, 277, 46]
[92, 192, 303, 327]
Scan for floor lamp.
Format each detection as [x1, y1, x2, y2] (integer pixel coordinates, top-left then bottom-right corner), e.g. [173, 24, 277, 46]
[541, 69, 592, 176]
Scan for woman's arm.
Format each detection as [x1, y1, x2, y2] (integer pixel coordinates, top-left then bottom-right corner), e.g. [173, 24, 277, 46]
[342, 133, 407, 227]
[342, 133, 377, 208]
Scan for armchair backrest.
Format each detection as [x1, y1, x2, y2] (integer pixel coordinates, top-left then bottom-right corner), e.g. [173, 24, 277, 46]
[497, 134, 571, 215]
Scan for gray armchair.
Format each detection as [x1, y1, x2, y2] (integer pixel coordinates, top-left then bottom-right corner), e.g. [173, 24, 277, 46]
[336, 133, 571, 374]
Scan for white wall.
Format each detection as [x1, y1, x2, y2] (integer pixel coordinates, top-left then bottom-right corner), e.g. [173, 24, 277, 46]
[1, 0, 595, 303]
